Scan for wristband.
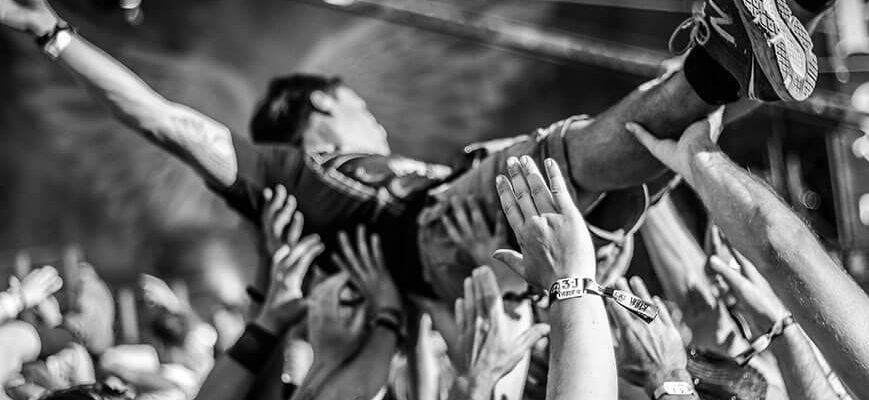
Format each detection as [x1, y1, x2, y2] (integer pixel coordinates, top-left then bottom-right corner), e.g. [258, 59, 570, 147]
[549, 277, 659, 323]
[246, 286, 266, 304]
[36, 22, 76, 60]
[733, 314, 796, 365]
[227, 323, 280, 374]
[653, 382, 695, 398]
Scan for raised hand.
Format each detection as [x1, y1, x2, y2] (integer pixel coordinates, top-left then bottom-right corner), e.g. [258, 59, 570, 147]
[0, 0, 58, 35]
[625, 110, 723, 188]
[10, 265, 63, 310]
[255, 234, 323, 335]
[609, 277, 690, 396]
[140, 274, 183, 314]
[708, 254, 789, 335]
[452, 266, 549, 396]
[441, 196, 507, 266]
[306, 272, 369, 369]
[332, 226, 402, 314]
[261, 185, 304, 257]
[492, 156, 596, 290]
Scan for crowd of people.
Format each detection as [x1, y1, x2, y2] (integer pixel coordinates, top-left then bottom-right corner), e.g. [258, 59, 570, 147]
[2, 0, 869, 398]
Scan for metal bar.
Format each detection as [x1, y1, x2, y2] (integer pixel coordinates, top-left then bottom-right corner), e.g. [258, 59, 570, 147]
[299, 0, 869, 122]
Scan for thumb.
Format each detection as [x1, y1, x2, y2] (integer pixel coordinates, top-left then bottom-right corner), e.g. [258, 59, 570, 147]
[514, 323, 550, 352]
[491, 249, 525, 279]
[625, 122, 678, 167]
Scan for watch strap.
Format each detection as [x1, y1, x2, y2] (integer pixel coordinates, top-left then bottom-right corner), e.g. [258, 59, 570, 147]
[653, 382, 695, 398]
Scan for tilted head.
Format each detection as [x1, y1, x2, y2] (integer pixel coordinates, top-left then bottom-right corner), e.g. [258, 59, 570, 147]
[250, 74, 390, 154]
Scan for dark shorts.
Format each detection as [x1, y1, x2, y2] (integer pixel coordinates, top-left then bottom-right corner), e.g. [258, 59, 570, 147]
[418, 116, 651, 300]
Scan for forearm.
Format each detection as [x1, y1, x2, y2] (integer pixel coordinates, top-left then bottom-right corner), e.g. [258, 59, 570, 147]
[640, 197, 708, 304]
[770, 326, 839, 400]
[42, 26, 237, 185]
[689, 151, 869, 397]
[446, 375, 496, 400]
[315, 326, 399, 400]
[196, 323, 280, 400]
[55, 35, 168, 134]
[547, 297, 617, 400]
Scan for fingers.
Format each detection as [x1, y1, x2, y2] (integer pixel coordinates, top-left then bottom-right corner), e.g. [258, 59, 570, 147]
[263, 185, 287, 227]
[625, 122, 662, 155]
[496, 175, 525, 229]
[455, 298, 465, 331]
[543, 158, 574, 213]
[272, 244, 293, 280]
[272, 195, 297, 241]
[733, 251, 765, 284]
[355, 225, 375, 274]
[505, 157, 538, 218]
[472, 267, 502, 321]
[450, 197, 474, 237]
[286, 211, 304, 246]
[466, 197, 490, 234]
[441, 214, 463, 244]
[520, 156, 556, 214]
[514, 323, 551, 353]
[462, 277, 475, 333]
[708, 255, 751, 297]
[370, 234, 387, 273]
[337, 230, 364, 277]
[628, 276, 653, 302]
[285, 242, 324, 287]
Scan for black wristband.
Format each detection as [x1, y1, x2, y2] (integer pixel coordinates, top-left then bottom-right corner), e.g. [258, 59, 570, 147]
[246, 286, 266, 304]
[370, 308, 405, 343]
[227, 324, 280, 374]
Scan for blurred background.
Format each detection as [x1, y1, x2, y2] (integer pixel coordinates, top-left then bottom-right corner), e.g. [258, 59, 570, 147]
[0, 0, 867, 321]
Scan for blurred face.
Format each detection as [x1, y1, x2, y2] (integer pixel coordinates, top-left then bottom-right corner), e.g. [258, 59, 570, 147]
[307, 86, 391, 155]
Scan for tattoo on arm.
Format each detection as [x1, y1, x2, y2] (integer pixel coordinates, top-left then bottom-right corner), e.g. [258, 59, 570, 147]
[153, 103, 239, 187]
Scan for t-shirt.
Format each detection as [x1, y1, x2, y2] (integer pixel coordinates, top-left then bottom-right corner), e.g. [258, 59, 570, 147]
[210, 136, 453, 296]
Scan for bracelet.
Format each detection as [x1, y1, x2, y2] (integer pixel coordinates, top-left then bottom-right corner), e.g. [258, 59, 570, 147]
[733, 314, 796, 365]
[549, 277, 659, 323]
[653, 382, 695, 398]
[35, 22, 76, 60]
[227, 323, 280, 374]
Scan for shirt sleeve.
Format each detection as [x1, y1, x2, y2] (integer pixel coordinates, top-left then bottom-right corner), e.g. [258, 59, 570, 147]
[207, 134, 306, 224]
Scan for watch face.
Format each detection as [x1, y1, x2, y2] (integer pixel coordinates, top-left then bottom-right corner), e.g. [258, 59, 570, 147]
[655, 382, 695, 398]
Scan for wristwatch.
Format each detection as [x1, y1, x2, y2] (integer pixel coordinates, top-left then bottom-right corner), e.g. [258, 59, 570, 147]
[653, 382, 695, 398]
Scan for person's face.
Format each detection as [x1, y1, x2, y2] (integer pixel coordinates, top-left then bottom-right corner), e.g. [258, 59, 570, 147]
[308, 86, 391, 155]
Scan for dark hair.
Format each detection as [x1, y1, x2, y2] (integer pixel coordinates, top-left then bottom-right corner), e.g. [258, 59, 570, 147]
[41, 383, 132, 400]
[249, 73, 343, 146]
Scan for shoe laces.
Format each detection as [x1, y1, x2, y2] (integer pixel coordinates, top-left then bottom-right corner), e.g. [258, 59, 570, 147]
[668, 2, 710, 55]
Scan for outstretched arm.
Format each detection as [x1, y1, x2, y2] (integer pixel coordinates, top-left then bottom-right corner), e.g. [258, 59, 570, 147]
[1, 0, 238, 187]
[628, 117, 869, 400]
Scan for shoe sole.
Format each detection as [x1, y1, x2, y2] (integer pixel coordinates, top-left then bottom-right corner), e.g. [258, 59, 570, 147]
[737, 0, 818, 101]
